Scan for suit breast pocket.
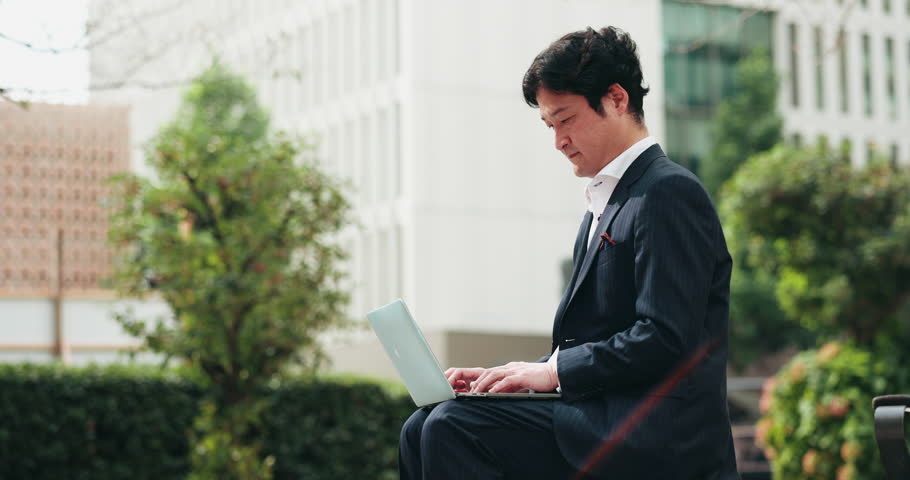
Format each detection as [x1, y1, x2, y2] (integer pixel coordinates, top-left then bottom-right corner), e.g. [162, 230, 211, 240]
[593, 241, 635, 317]
[595, 240, 628, 268]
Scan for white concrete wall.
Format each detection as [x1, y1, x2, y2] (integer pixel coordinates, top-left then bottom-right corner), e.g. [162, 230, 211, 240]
[773, 0, 910, 165]
[0, 297, 168, 364]
[406, 1, 664, 334]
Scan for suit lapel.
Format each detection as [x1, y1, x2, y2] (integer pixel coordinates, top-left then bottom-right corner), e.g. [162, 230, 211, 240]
[552, 211, 594, 349]
[567, 187, 628, 303]
[564, 144, 664, 308]
[568, 211, 593, 291]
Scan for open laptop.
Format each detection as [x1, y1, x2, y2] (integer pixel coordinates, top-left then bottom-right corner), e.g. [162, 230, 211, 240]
[367, 299, 561, 407]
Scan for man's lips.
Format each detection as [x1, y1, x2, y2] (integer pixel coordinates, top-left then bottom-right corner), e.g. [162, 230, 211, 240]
[568, 152, 581, 160]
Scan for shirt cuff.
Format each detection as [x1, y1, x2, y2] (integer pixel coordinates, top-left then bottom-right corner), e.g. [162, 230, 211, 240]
[547, 346, 562, 393]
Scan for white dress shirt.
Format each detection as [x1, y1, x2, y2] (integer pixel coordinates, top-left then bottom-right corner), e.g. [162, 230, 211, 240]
[547, 136, 657, 390]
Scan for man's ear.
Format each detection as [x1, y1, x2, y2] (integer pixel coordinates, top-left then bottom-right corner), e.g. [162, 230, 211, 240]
[600, 84, 629, 115]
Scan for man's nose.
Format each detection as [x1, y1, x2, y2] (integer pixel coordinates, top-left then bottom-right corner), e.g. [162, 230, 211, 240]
[555, 132, 569, 152]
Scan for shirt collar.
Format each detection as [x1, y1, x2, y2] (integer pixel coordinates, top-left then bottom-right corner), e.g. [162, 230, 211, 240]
[585, 136, 657, 214]
[593, 136, 656, 181]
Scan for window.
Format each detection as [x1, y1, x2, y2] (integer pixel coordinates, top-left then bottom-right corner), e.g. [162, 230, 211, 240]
[343, 6, 354, 94]
[377, 108, 389, 201]
[314, 21, 324, 105]
[884, 0, 892, 13]
[890, 144, 899, 166]
[361, 114, 373, 203]
[661, 0, 773, 174]
[862, 33, 873, 117]
[393, 102, 402, 198]
[396, 224, 405, 298]
[392, 0, 400, 75]
[814, 26, 824, 110]
[361, 0, 373, 88]
[789, 23, 800, 107]
[885, 37, 896, 120]
[301, 27, 312, 108]
[838, 30, 849, 113]
[330, 11, 341, 100]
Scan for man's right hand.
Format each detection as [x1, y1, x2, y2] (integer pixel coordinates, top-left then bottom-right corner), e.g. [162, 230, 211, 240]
[444, 367, 487, 392]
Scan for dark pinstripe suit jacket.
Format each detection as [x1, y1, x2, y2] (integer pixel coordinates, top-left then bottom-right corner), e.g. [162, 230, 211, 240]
[545, 144, 739, 479]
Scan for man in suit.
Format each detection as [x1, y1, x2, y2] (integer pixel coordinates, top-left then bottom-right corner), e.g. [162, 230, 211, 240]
[399, 26, 739, 479]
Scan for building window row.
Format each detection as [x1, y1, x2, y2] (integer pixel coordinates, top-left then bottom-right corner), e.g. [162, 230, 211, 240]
[248, 0, 401, 117]
[322, 102, 402, 205]
[348, 224, 404, 316]
[789, 132, 905, 166]
[792, 25, 909, 123]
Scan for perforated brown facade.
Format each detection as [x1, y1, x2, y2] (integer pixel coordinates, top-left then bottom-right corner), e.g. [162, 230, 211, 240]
[0, 103, 129, 298]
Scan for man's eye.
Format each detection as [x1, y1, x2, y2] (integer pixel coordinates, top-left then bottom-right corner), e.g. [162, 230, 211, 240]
[561, 116, 574, 124]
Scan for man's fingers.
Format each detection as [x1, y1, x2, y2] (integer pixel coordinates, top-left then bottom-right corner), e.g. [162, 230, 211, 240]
[471, 368, 509, 393]
[446, 367, 486, 387]
[489, 376, 519, 394]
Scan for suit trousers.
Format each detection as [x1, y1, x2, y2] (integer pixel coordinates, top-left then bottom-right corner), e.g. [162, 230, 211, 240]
[399, 398, 575, 480]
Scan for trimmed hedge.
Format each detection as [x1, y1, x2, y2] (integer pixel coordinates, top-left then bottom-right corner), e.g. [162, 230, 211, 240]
[0, 364, 414, 480]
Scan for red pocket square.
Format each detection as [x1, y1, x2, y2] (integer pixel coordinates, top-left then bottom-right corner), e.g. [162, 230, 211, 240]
[598, 232, 616, 251]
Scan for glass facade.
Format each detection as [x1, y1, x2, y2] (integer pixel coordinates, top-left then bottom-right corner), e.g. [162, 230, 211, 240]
[662, 0, 773, 173]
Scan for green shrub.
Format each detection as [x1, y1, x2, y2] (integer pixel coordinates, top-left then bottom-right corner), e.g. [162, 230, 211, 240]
[757, 342, 910, 479]
[0, 364, 413, 480]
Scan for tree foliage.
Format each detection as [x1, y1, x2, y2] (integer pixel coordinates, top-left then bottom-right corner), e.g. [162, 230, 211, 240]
[106, 63, 349, 479]
[703, 48, 783, 198]
[710, 48, 803, 369]
[722, 145, 910, 345]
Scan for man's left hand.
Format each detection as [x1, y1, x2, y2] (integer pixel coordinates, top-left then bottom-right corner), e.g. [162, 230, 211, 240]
[469, 361, 558, 393]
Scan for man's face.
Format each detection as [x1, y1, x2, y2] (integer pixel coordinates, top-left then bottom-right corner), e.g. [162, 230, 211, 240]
[537, 87, 626, 178]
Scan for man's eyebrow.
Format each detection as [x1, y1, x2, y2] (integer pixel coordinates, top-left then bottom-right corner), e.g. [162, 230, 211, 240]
[541, 106, 569, 122]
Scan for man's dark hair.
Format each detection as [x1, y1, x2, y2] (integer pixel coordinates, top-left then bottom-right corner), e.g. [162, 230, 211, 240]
[522, 26, 650, 123]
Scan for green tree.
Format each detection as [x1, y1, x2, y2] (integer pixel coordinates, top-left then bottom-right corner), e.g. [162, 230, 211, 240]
[722, 144, 910, 479]
[703, 48, 783, 198]
[722, 145, 910, 344]
[106, 63, 350, 479]
[707, 48, 804, 369]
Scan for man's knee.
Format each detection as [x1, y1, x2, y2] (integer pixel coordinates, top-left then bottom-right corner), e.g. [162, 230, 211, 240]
[401, 407, 430, 448]
[421, 400, 466, 441]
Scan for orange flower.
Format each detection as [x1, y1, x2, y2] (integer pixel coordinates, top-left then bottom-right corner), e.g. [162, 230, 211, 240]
[789, 360, 806, 382]
[817, 341, 842, 364]
[759, 377, 778, 414]
[802, 449, 819, 474]
[840, 441, 861, 461]
[837, 463, 856, 480]
[763, 447, 777, 460]
[829, 396, 850, 418]
[755, 418, 772, 447]
[178, 218, 193, 240]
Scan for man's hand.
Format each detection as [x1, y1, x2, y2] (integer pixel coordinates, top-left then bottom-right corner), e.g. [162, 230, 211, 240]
[445, 367, 487, 392]
[469, 361, 559, 393]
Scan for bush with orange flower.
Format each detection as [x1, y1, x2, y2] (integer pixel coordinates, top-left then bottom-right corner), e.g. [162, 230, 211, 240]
[756, 341, 910, 479]
[721, 145, 910, 478]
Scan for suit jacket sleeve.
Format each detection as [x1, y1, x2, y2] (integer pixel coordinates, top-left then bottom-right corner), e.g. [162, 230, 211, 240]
[556, 174, 721, 401]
